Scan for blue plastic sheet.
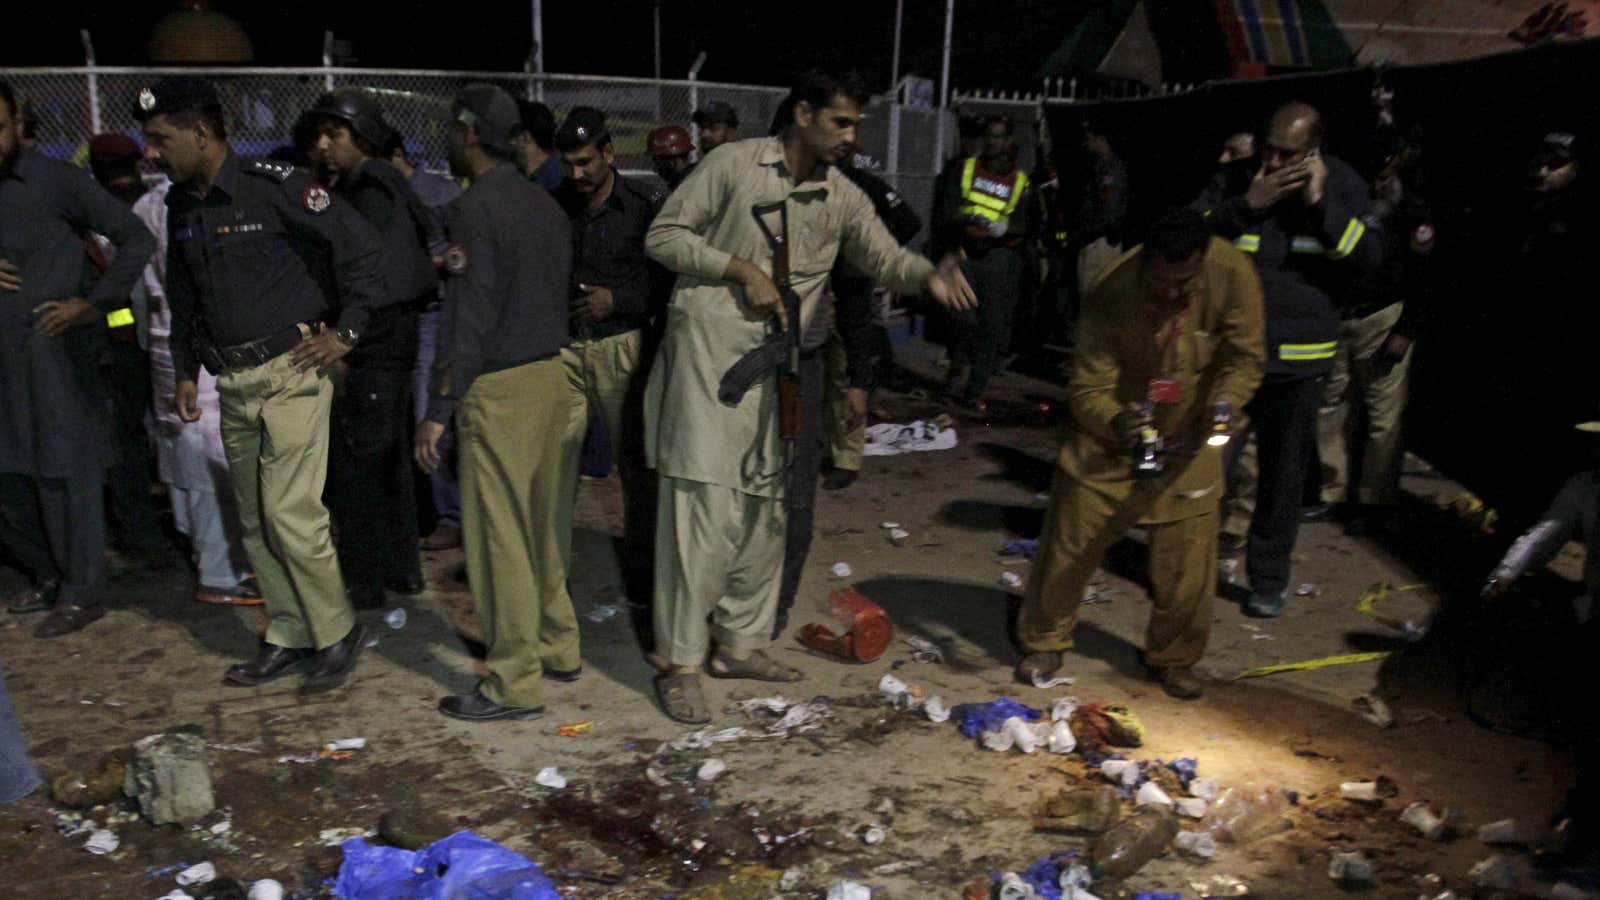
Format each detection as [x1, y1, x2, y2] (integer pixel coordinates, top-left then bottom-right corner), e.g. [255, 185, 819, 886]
[1000, 538, 1040, 558]
[1132, 894, 1183, 900]
[1165, 758, 1198, 789]
[1016, 851, 1078, 899]
[334, 830, 560, 900]
[953, 697, 1043, 739]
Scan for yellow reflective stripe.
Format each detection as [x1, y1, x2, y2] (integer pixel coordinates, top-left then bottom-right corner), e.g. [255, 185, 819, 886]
[1330, 217, 1365, 259]
[964, 193, 1010, 212]
[106, 308, 135, 329]
[1002, 170, 1028, 217]
[959, 157, 976, 196]
[1279, 342, 1337, 361]
[1234, 234, 1260, 253]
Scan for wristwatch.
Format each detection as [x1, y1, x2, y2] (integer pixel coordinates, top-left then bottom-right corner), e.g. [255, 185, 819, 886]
[334, 326, 361, 347]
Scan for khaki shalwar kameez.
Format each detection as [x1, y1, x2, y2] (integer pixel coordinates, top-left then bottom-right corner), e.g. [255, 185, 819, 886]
[1019, 238, 1265, 668]
[644, 136, 934, 667]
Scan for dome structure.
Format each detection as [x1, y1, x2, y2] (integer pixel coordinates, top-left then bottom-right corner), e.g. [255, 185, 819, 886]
[148, 0, 254, 64]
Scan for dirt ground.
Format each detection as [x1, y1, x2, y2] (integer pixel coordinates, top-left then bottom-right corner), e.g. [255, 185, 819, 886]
[0, 339, 1585, 899]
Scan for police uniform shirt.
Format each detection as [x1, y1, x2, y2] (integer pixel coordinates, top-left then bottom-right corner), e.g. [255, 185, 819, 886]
[426, 162, 572, 425]
[0, 148, 156, 477]
[332, 157, 439, 368]
[163, 152, 386, 380]
[553, 170, 667, 340]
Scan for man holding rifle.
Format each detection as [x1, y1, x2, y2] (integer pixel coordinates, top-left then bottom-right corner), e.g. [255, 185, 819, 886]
[643, 70, 975, 725]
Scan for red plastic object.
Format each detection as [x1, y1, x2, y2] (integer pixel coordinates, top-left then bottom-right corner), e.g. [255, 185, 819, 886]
[797, 586, 893, 662]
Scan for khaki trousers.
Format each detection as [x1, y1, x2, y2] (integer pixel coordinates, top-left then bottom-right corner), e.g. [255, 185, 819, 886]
[821, 332, 865, 472]
[653, 476, 786, 667]
[457, 358, 580, 708]
[1019, 473, 1218, 668]
[217, 353, 351, 650]
[1318, 302, 1411, 506]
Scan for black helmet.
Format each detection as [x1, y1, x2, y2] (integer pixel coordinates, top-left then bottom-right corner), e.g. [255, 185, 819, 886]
[308, 88, 395, 153]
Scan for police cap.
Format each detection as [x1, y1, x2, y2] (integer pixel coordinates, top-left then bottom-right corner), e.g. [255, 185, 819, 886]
[308, 87, 396, 153]
[692, 100, 739, 128]
[134, 76, 221, 123]
[450, 83, 520, 155]
[554, 106, 611, 153]
[647, 125, 693, 158]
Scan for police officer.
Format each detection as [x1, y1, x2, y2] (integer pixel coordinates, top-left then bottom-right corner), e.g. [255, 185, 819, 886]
[511, 100, 564, 191]
[416, 84, 577, 722]
[307, 88, 438, 608]
[1194, 101, 1383, 618]
[692, 100, 740, 156]
[940, 114, 1036, 412]
[137, 76, 385, 691]
[551, 107, 667, 606]
[647, 125, 695, 191]
[0, 81, 156, 638]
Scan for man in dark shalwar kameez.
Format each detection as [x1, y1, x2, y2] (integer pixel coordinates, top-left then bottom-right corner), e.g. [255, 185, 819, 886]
[0, 80, 156, 637]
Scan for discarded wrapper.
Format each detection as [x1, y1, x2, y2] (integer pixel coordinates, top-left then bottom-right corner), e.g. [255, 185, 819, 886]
[1032, 674, 1076, 689]
[324, 738, 366, 752]
[924, 696, 951, 723]
[999, 571, 1024, 589]
[177, 862, 217, 886]
[583, 604, 620, 623]
[535, 767, 567, 790]
[697, 759, 727, 782]
[557, 721, 593, 738]
[830, 562, 853, 579]
[1136, 781, 1174, 807]
[798, 586, 893, 663]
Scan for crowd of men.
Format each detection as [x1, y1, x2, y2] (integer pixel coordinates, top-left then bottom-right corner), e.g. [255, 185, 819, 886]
[1, 61, 1596, 855]
[0, 71, 1588, 728]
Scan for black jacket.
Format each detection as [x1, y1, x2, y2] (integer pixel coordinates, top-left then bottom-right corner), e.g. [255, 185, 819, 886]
[554, 171, 669, 342]
[1194, 153, 1383, 377]
[334, 157, 439, 370]
[829, 166, 923, 389]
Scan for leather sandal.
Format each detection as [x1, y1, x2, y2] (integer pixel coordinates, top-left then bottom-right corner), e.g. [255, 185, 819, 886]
[655, 672, 711, 725]
[707, 649, 802, 682]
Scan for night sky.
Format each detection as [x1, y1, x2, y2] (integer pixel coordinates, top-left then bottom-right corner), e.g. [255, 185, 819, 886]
[10, 0, 1092, 94]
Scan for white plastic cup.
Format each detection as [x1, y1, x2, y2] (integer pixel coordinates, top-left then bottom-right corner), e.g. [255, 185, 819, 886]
[1004, 716, 1039, 753]
[1136, 781, 1174, 807]
[1175, 830, 1217, 859]
[1340, 781, 1379, 801]
[1477, 818, 1518, 844]
[1100, 759, 1140, 786]
[1402, 802, 1448, 840]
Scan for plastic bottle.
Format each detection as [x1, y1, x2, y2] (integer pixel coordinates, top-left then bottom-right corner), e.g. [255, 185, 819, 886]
[1203, 783, 1292, 844]
[1091, 805, 1179, 879]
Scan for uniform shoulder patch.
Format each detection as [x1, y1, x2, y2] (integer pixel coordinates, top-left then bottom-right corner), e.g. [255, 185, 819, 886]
[243, 158, 295, 182]
[302, 185, 331, 214]
[443, 244, 469, 275]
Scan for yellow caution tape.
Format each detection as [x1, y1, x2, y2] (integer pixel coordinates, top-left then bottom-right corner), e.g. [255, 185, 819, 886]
[1355, 581, 1429, 631]
[1236, 651, 1392, 679]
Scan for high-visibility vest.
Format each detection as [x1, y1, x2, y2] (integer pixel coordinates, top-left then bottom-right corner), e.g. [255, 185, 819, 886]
[959, 157, 1027, 223]
[107, 308, 135, 329]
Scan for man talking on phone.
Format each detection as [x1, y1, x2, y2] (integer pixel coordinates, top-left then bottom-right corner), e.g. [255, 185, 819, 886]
[1194, 101, 1382, 618]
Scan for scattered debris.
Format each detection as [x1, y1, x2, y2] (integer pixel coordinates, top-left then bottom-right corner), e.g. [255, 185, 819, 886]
[829, 562, 853, 579]
[324, 738, 366, 752]
[1051, 697, 1079, 721]
[1294, 582, 1320, 597]
[696, 759, 727, 782]
[826, 879, 873, 900]
[863, 420, 958, 456]
[798, 587, 892, 662]
[1174, 830, 1216, 858]
[1175, 797, 1207, 819]
[535, 767, 568, 790]
[557, 722, 593, 738]
[1204, 784, 1292, 844]
[887, 527, 911, 546]
[1478, 818, 1518, 844]
[1135, 781, 1174, 808]
[84, 828, 119, 855]
[1468, 853, 1517, 891]
[999, 571, 1024, 590]
[1401, 801, 1452, 840]
[924, 696, 951, 723]
[378, 808, 454, 851]
[1031, 674, 1076, 689]
[1048, 720, 1077, 754]
[51, 750, 129, 809]
[1188, 776, 1221, 801]
[857, 824, 886, 845]
[382, 608, 408, 630]
[335, 831, 559, 899]
[1100, 759, 1141, 788]
[1339, 781, 1379, 801]
[1001, 538, 1040, 558]
[1092, 806, 1178, 878]
[1033, 786, 1121, 834]
[1327, 851, 1373, 883]
[1071, 702, 1145, 751]
[582, 604, 620, 624]
[880, 521, 900, 530]
[125, 732, 216, 825]
[1352, 694, 1396, 728]
[176, 862, 216, 887]
[246, 880, 284, 900]
[903, 636, 945, 664]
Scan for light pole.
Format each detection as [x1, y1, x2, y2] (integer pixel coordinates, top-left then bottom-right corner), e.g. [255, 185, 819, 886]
[531, 0, 545, 101]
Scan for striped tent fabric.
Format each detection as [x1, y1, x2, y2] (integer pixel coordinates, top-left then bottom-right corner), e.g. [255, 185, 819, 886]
[1213, 0, 1353, 68]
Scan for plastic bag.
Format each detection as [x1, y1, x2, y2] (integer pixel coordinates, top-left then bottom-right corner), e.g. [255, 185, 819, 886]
[1202, 783, 1292, 844]
[953, 697, 1042, 739]
[334, 831, 560, 899]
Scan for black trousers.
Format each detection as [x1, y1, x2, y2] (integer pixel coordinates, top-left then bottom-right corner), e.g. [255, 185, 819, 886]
[326, 366, 421, 603]
[0, 472, 106, 607]
[775, 352, 827, 638]
[1245, 374, 1325, 596]
[100, 340, 162, 554]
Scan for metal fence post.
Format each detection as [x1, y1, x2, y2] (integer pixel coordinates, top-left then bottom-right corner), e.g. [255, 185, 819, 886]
[79, 30, 101, 136]
[321, 32, 335, 92]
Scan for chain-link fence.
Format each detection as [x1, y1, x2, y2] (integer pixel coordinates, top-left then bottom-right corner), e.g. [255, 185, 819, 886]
[1, 66, 956, 237]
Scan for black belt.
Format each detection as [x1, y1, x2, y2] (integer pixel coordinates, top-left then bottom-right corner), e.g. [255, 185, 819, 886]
[201, 322, 319, 373]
